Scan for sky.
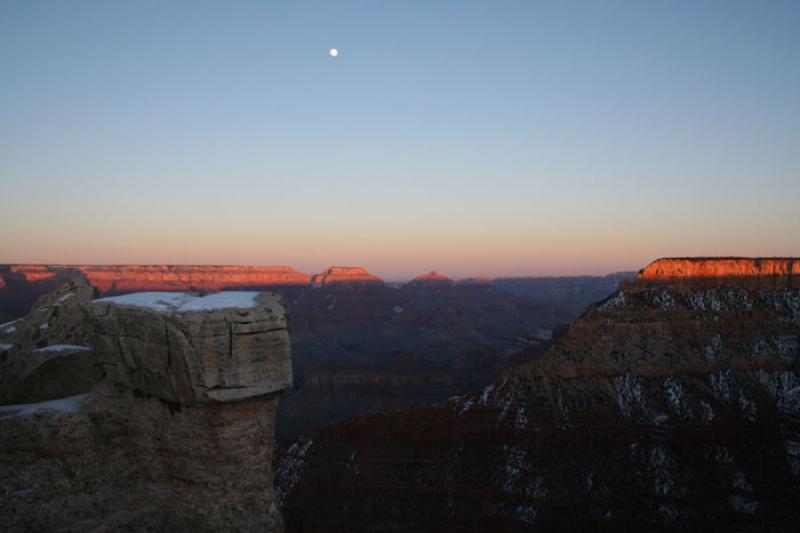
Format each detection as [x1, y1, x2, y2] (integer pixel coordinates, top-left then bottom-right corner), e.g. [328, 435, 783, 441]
[1, 1, 798, 279]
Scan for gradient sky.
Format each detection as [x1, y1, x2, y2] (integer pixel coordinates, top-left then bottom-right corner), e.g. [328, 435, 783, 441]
[1, 1, 798, 279]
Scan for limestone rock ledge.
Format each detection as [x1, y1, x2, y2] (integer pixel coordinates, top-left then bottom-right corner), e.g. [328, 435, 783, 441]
[1, 291, 292, 532]
[91, 291, 292, 403]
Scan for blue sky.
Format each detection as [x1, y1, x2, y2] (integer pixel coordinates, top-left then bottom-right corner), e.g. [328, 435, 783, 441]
[1, 1, 798, 278]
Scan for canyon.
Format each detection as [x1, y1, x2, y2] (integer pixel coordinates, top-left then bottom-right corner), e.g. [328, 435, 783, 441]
[2, 257, 799, 530]
[1, 263, 630, 438]
[277, 257, 800, 530]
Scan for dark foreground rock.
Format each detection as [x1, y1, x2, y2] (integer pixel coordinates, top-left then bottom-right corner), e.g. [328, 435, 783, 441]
[1, 291, 292, 532]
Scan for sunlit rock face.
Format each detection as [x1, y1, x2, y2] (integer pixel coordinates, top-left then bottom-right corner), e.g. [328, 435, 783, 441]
[0, 265, 312, 319]
[80, 265, 311, 293]
[639, 257, 800, 285]
[311, 266, 383, 286]
[9, 265, 57, 283]
[1, 292, 292, 532]
[279, 258, 800, 530]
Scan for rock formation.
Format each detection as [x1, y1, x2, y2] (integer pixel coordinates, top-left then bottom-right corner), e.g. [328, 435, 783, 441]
[1, 291, 292, 532]
[81, 265, 311, 293]
[638, 257, 800, 284]
[311, 266, 383, 286]
[0, 279, 102, 404]
[409, 270, 453, 285]
[278, 257, 800, 530]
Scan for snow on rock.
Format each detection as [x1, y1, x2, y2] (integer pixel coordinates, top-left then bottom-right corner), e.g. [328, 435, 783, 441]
[756, 370, 800, 414]
[0, 319, 22, 329]
[479, 383, 495, 406]
[663, 377, 689, 417]
[176, 291, 260, 312]
[704, 334, 722, 362]
[94, 291, 260, 313]
[598, 291, 625, 311]
[515, 405, 528, 430]
[54, 293, 74, 306]
[614, 373, 643, 418]
[0, 343, 14, 351]
[33, 344, 91, 353]
[710, 370, 735, 403]
[0, 393, 89, 419]
[275, 438, 314, 506]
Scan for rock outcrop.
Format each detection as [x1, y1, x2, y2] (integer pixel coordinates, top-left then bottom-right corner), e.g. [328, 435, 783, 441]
[311, 266, 383, 286]
[1, 291, 292, 532]
[278, 257, 800, 530]
[0, 279, 102, 404]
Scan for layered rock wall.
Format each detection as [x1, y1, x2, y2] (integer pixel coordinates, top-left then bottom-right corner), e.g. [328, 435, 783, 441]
[639, 257, 799, 284]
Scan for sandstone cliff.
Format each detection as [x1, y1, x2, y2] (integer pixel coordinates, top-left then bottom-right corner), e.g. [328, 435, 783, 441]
[639, 257, 800, 284]
[1, 291, 292, 532]
[278, 257, 800, 530]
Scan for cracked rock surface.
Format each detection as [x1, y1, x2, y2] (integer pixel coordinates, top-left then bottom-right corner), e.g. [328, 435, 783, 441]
[1, 291, 292, 532]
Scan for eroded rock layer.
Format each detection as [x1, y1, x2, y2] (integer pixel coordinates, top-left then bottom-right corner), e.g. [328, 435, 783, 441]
[279, 258, 800, 531]
[639, 257, 799, 283]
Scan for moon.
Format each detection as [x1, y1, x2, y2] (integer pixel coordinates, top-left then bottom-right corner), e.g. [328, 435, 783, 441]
[329, 48, 339, 57]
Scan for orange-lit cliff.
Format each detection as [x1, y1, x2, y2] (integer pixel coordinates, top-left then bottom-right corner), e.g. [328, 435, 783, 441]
[310, 267, 383, 286]
[638, 257, 799, 281]
[0, 265, 312, 294]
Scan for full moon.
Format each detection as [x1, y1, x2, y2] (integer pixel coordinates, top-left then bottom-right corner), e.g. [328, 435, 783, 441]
[329, 48, 339, 57]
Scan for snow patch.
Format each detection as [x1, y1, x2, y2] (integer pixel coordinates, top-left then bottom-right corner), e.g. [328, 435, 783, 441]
[515, 405, 528, 430]
[274, 438, 314, 507]
[0, 343, 14, 351]
[663, 377, 689, 417]
[479, 383, 494, 405]
[614, 374, 643, 418]
[95, 291, 260, 313]
[33, 344, 91, 353]
[0, 393, 89, 418]
[598, 291, 625, 310]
